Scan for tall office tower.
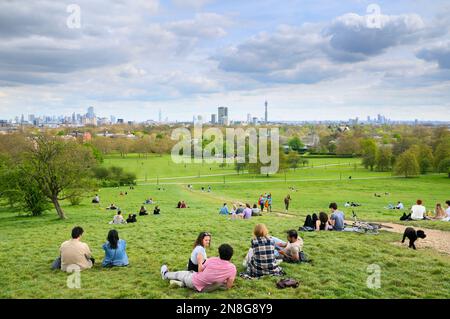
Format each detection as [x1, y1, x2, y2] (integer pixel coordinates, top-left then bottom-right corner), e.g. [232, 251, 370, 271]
[247, 113, 252, 123]
[28, 114, 35, 123]
[87, 106, 95, 119]
[218, 106, 228, 125]
[110, 115, 116, 124]
[211, 114, 217, 124]
[72, 112, 76, 123]
[264, 101, 268, 123]
[158, 109, 162, 123]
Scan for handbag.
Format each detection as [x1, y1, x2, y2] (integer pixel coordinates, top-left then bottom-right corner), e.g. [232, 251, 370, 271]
[51, 256, 61, 270]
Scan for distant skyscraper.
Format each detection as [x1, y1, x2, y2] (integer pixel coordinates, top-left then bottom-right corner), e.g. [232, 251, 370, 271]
[87, 106, 95, 119]
[158, 109, 162, 123]
[218, 107, 228, 125]
[110, 115, 116, 124]
[264, 101, 268, 123]
[211, 114, 217, 124]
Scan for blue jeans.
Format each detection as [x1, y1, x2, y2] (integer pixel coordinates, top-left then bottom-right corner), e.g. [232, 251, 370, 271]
[271, 236, 286, 258]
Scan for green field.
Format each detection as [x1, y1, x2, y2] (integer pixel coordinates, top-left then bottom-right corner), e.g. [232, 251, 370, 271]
[1, 155, 449, 299]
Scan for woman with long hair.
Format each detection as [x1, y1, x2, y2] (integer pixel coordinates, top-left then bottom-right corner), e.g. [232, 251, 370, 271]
[101, 229, 129, 267]
[187, 232, 211, 272]
[433, 203, 446, 220]
[317, 212, 331, 231]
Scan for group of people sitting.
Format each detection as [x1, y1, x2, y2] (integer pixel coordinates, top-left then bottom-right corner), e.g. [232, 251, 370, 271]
[160, 225, 306, 292]
[106, 203, 118, 210]
[300, 203, 345, 232]
[400, 200, 450, 221]
[53, 227, 129, 270]
[108, 211, 138, 224]
[139, 205, 160, 215]
[177, 201, 188, 208]
[219, 203, 261, 219]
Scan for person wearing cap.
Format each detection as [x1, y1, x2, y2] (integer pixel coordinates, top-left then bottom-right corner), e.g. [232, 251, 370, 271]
[274, 230, 304, 262]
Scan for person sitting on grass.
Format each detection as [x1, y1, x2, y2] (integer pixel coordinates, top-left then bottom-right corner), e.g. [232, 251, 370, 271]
[102, 230, 129, 268]
[139, 206, 148, 216]
[396, 202, 404, 210]
[92, 194, 100, 204]
[444, 200, 450, 221]
[242, 203, 253, 219]
[344, 202, 351, 207]
[126, 214, 137, 223]
[109, 211, 127, 224]
[274, 230, 304, 263]
[329, 203, 345, 231]
[300, 213, 319, 231]
[317, 212, 332, 231]
[411, 200, 428, 220]
[432, 203, 447, 220]
[232, 204, 245, 219]
[60, 226, 94, 272]
[144, 198, 154, 204]
[188, 232, 211, 272]
[107, 203, 117, 210]
[177, 201, 182, 208]
[180, 201, 187, 208]
[252, 204, 262, 216]
[242, 224, 284, 278]
[161, 244, 236, 292]
[219, 203, 229, 215]
[153, 206, 161, 215]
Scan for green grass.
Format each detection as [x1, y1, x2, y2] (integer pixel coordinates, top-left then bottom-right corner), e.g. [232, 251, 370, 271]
[1, 155, 449, 299]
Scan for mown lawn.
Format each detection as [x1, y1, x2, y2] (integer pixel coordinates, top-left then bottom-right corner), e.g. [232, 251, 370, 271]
[0, 156, 449, 299]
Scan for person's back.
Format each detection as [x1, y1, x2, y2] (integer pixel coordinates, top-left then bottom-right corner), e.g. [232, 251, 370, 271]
[192, 257, 236, 292]
[248, 237, 282, 277]
[60, 239, 92, 272]
[411, 204, 426, 220]
[236, 206, 244, 215]
[243, 207, 252, 219]
[111, 213, 126, 224]
[154, 206, 160, 215]
[397, 202, 404, 209]
[219, 205, 229, 215]
[331, 210, 345, 231]
[102, 239, 129, 267]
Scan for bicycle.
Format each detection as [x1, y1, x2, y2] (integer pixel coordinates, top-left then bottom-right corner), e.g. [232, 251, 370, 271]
[346, 211, 380, 235]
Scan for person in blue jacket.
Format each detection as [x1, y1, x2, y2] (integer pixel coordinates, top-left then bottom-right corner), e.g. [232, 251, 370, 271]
[102, 229, 129, 267]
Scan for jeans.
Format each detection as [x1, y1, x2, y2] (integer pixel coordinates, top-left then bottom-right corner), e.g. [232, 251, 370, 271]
[271, 236, 286, 258]
[165, 271, 195, 289]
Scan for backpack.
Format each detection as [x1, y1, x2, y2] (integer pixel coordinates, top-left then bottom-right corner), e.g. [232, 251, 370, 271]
[276, 278, 299, 289]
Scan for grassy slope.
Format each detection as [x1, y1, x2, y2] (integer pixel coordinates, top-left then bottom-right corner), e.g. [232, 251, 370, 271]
[1, 156, 449, 299]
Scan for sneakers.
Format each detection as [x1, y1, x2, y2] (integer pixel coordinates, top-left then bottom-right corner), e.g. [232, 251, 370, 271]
[169, 280, 184, 288]
[160, 265, 168, 280]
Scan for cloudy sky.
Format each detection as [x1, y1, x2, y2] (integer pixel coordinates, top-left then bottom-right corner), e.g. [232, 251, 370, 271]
[0, 0, 449, 121]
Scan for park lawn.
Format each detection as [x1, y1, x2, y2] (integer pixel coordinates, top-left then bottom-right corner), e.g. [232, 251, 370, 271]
[0, 161, 449, 298]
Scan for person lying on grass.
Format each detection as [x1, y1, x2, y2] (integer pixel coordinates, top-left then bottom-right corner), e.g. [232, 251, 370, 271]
[109, 211, 127, 224]
[60, 226, 94, 272]
[139, 206, 148, 216]
[272, 230, 304, 262]
[188, 232, 211, 272]
[102, 229, 129, 268]
[161, 244, 236, 292]
[242, 224, 284, 278]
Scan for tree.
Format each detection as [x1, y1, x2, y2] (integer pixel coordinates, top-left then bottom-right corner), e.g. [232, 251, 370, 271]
[23, 136, 97, 219]
[361, 139, 377, 171]
[286, 151, 301, 171]
[376, 146, 392, 172]
[438, 158, 450, 178]
[434, 137, 450, 170]
[288, 137, 304, 153]
[394, 150, 419, 178]
[409, 145, 434, 174]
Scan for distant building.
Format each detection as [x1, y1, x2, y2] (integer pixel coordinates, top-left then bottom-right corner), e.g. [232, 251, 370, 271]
[247, 113, 252, 123]
[218, 107, 228, 125]
[117, 119, 124, 124]
[110, 116, 116, 124]
[211, 114, 217, 124]
[87, 106, 95, 119]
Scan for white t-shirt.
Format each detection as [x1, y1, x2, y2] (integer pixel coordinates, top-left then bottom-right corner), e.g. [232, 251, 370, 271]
[446, 207, 450, 218]
[411, 205, 426, 220]
[397, 203, 404, 209]
[190, 245, 207, 265]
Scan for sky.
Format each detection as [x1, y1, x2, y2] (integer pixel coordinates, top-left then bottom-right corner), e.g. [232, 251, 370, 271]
[0, 0, 450, 122]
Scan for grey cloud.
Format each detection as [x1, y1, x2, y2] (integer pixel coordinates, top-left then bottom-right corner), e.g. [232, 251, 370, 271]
[417, 44, 450, 69]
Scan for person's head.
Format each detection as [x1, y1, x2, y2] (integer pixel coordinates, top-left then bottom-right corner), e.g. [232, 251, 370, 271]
[223, 203, 227, 207]
[319, 212, 328, 223]
[446, 200, 450, 208]
[117, 210, 122, 215]
[128, 214, 132, 218]
[107, 229, 119, 249]
[436, 203, 442, 209]
[246, 203, 251, 208]
[253, 224, 269, 238]
[312, 213, 318, 222]
[155, 205, 159, 209]
[287, 230, 298, 243]
[329, 202, 338, 211]
[194, 232, 211, 248]
[141, 206, 144, 209]
[398, 201, 401, 204]
[71, 226, 84, 239]
[253, 204, 257, 208]
[416, 199, 423, 205]
[417, 230, 426, 239]
[218, 244, 233, 261]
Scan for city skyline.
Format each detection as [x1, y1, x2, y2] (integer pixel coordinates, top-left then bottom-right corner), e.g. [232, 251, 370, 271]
[0, 1, 449, 121]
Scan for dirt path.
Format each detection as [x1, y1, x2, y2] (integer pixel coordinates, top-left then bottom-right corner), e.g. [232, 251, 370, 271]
[378, 222, 450, 255]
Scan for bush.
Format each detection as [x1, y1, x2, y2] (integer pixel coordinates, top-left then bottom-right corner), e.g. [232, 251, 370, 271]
[92, 166, 136, 187]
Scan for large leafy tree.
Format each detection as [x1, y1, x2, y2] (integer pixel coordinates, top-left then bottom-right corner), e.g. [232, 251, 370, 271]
[361, 139, 378, 171]
[23, 136, 97, 219]
[394, 150, 420, 178]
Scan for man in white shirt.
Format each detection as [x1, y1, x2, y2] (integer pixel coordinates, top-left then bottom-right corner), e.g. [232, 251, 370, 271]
[411, 200, 427, 220]
[444, 200, 450, 221]
[396, 202, 404, 210]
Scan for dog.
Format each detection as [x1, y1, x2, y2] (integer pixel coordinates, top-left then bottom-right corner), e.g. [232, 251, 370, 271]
[402, 227, 426, 250]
